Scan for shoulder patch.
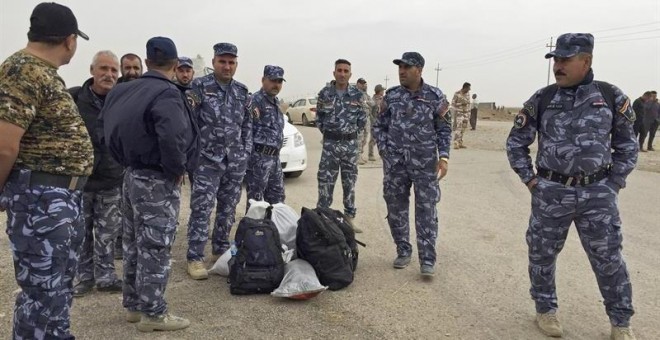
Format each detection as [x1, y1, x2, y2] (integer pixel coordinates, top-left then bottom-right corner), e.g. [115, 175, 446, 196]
[441, 109, 452, 124]
[523, 103, 536, 118]
[186, 90, 201, 110]
[513, 111, 528, 129]
[618, 97, 635, 122]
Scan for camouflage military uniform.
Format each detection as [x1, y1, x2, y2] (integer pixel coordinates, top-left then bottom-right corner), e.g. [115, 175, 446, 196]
[452, 90, 470, 147]
[245, 88, 285, 207]
[358, 90, 375, 161]
[186, 74, 252, 260]
[506, 67, 637, 326]
[372, 80, 451, 266]
[369, 93, 385, 159]
[316, 83, 367, 217]
[0, 51, 93, 339]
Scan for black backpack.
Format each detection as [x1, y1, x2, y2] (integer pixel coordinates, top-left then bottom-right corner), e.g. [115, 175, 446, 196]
[229, 208, 285, 295]
[296, 207, 365, 291]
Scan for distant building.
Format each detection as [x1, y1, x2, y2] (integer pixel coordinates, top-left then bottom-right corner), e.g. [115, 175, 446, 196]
[478, 102, 496, 110]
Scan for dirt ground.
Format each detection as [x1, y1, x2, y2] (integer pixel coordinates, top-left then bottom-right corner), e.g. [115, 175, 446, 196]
[0, 119, 658, 339]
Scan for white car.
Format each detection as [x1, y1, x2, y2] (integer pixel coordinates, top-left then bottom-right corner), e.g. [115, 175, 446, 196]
[286, 97, 317, 126]
[280, 121, 307, 178]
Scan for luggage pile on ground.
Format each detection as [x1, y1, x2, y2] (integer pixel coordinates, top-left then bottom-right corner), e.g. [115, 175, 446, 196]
[209, 200, 365, 300]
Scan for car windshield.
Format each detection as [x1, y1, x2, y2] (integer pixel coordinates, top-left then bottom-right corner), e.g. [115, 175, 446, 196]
[309, 98, 317, 105]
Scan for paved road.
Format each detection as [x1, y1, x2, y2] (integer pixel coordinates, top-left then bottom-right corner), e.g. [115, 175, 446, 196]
[0, 124, 657, 339]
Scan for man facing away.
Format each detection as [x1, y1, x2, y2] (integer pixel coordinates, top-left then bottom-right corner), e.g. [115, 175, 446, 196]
[100, 36, 199, 332]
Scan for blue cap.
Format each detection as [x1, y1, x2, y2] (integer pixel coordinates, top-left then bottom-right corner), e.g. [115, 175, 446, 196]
[263, 65, 285, 81]
[393, 52, 425, 68]
[545, 33, 594, 59]
[213, 42, 238, 56]
[146, 37, 177, 61]
[177, 56, 193, 68]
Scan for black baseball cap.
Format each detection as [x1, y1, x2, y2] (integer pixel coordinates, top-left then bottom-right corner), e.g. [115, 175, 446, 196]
[29, 2, 89, 40]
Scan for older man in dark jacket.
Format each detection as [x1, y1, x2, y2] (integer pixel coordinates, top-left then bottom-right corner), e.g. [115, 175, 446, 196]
[70, 50, 125, 297]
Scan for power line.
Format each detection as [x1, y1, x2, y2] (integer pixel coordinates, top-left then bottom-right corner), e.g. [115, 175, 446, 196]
[598, 28, 660, 40]
[443, 45, 545, 69]
[441, 38, 548, 67]
[599, 35, 660, 43]
[590, 21, 660, 34]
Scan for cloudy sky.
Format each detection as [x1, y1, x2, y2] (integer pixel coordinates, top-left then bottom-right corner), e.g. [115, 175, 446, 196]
[1, 0, 658, 106]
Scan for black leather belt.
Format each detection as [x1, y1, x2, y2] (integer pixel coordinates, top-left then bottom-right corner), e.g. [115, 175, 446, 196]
[537, 165, 611, 187]
[324, 131, 357, 141]
[9, 170, 87, 190]
[254, 144, 280, 156]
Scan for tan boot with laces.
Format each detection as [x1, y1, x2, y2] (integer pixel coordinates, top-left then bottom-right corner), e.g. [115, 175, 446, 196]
[610, 326, 636, 340]
[137, 313, 190, 332]
[187, 260, 208, 280]
[536, 312, 563, 337]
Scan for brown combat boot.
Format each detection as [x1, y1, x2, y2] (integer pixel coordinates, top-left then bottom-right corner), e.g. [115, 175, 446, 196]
[187, 261, 208, 280]
[137, 313, 191, 332]
[610, 326, 636, 340]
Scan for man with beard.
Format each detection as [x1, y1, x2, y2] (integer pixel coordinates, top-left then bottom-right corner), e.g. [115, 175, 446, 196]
[244, 65, 286, 210]
[185, 43, 252, 280]
[175, 56, 195, 87]
[114, 52, 143, 259]
[119, 53, 143, 83]
[70, 50, 125, 297]
[315, 59, 367, 231]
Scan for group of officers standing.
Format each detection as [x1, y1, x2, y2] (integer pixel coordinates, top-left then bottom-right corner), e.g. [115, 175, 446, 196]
[0, 2, 642, 340]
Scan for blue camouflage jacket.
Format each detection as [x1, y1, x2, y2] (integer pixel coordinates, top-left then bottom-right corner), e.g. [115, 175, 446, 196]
[316, 83, 367, 135]
[372, 80, 452, 167]
[249, 88, 284, 148]
[506, 70, 638, 189]
[187, 74, 253, 164]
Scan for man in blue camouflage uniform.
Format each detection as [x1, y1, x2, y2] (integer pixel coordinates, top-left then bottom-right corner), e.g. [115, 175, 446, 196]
[70, 50, 125, 297]
[185, 42, 252, 280]
[372, 52, 451, 277]
[0, 3, 92, 339]
[506, 33, 638, 340]
[245, 65, 286, 210]
[316, 59, 367, 230]
[100, 37, 199, 332]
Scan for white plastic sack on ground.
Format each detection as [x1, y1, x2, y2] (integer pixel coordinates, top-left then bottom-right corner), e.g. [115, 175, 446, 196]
[271, 203, 299, 251]
[271, 259, 328, 300]
[208, 249, 232, 276]
[246, 199, 271, 219]
[282, 245, 295, 263]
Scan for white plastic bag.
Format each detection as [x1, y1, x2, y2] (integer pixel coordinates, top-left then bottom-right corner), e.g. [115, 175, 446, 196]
[245, 199, 271, 219]
[208, 249, 232, 276]
[271, 203, 299, 251]
[271, 259, 327, 300]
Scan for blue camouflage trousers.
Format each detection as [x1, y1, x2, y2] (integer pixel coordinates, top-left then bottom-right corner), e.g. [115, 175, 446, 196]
[382, 156, 440, 266]
[245, 153, 285, 210]
[1, 169, 84, 340]
[76, 186, 122, 287]
[121, 168, 181, 317]
[187, 156, 246, 260]
[316, 138, 359, 217]
[528, 178, 634, 326]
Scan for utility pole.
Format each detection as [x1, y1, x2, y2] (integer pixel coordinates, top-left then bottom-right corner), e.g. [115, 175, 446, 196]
[546, 36, 555, 85]
[434, 63, 442, 87]
[384, 75, 390, 88]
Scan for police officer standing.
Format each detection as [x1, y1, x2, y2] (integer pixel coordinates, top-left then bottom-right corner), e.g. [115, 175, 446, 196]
[316, 59, 367, 229]
[368, 84, 386, 161]
[372, 52, 451, 277]
[245, 65, 287, 209]
[0, 3, 92, 339]
[506, 33, 637, 340]
[70, 50, 125, 297]
[175, 56, 195, 87]
[185, 43, 252, 280]
[100, 36, 199, 332]
[356, 77, 374, 165]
